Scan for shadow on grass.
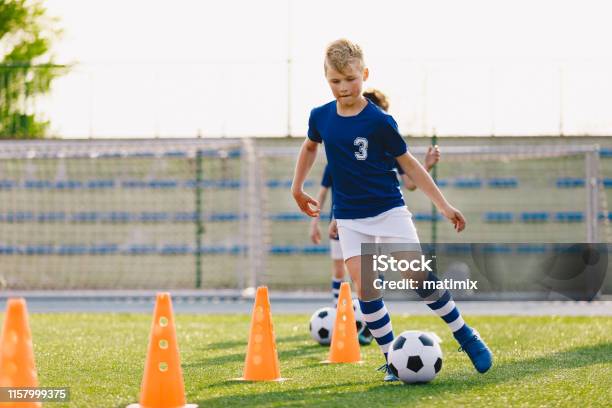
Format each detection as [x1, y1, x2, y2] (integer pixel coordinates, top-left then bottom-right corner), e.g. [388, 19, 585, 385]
[194, 342, 612, 407]
[201, 334, 307, 351]
[184, 341, 324, 369]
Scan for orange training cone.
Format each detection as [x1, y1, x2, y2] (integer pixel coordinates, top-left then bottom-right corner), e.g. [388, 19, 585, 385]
[327, 283, 362, 363]
[239, 286, 283, 381]
[0, 298, 41, 408]
[127, 292, 196, 408]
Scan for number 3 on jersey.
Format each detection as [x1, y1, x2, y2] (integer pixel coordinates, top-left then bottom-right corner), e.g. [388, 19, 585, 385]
[354, 137, 368, 160]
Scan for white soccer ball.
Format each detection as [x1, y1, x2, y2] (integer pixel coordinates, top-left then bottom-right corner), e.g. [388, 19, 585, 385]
[388, 330, 443, 384]
[309, 307, 336, 345]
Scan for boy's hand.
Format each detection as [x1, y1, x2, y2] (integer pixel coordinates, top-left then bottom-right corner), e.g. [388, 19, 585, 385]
[293, 190, 320, 218]
[328, 219, 339, 239]
[440, 204, 466, 232]
[310, 220, 321, 244]
[424, 145, 441, 169]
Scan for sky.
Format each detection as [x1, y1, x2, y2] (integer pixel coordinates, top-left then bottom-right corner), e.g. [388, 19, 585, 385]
[41, 0, 612, 138]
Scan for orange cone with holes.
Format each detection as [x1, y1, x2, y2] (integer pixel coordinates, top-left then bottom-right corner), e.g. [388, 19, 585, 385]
[0, 298, 41, 408]
[239, 286, 282, 381]
[327, 283, 362, 363]
[127, 292, 196, 408]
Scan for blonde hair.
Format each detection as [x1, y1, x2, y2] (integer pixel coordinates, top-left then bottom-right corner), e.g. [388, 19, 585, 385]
[363, 88, 389, 112]
[324, 38, 364, 73]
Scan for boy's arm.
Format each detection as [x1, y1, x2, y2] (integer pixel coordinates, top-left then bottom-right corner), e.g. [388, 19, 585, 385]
[402, 145, 440, 191]
[309, 186, 329, 244]
[291, 139, 321, 217]
[395, 152, 466, 232]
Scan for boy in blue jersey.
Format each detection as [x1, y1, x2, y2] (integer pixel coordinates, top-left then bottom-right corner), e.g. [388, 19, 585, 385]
[292, 39, 492, 381]
[309, 89, 440, 306]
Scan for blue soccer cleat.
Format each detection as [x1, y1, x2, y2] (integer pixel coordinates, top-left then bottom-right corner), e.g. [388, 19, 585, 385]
[378, 363, 399, 382]
[458, 329, 493, 373]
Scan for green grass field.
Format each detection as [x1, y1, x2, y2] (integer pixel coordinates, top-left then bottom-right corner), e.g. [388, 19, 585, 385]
[20, 313, 612, 407]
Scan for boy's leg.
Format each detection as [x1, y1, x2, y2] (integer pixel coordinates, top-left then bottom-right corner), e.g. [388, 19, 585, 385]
[382, 243, 493, 374]
[337, 226, 395, 366]
[330, 239, 345, 306]
[411, 269, 492, 373]
[331, 263, 344, 306]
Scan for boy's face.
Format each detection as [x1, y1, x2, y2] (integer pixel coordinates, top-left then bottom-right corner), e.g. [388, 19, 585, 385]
[325, 59, 369, 107]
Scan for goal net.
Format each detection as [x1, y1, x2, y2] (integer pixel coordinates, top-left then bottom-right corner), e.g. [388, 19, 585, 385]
[0, 139, 609, 292]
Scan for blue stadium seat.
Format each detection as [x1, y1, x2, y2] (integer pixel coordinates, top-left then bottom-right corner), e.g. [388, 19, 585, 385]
[198, 149, 221, 158]
[199, 245, 229, 254]
[227, 149, 242, 158]
[4, 212, 34, 222]
[267, 179, 313, 189]
[139, 212, 169, 222]
[174, 212, 197, 222]
[520, 212, 550, 222]
[89, 244, 119, 255]
[127, 152, 155, 158]
[163, 151, 187, 158]
[161, 244, 192, 255]
[58, 245, 88, 255]
[484, 212, 514, 223]
[555, 211, 584, 222]
[0, 180, 16, 189]
[301, 245, 328, 254]
[0, 245, 19, 254]
[454, 178, 483, 188]
[105, 212, 133, 222]
[25, 245, 55, 255]
[71, 212, 99, 222]
[604, 178, 612, 188]
[413, 212, 442, 222]
[208, 213, 240, 222]
[436, 179, 449, 187]
[55, 180, 83, 189]
[270, 245, 298, 254]
[25, 180, 52, 189]
[216, 179, 241, 189]
[122, 180, 147, 188]
[148, 180, 178, 189]
[37, 212, 67, 222]
[87, 179, 115, 189]
[269, 212, 307, 221]
[556, 177, 585, 188]
[600, 148, 612, 158]
[125, 245, 157, 255]
[488, 178, 518, 188]
[98, 152, 122, 158]
[228, 245, 245, 255]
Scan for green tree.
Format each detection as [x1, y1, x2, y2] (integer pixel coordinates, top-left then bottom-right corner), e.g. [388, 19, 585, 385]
[1, 0, 67, 138]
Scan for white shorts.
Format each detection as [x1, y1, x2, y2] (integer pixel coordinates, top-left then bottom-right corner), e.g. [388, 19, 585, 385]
[336, 206, 420, 261]
[329, 238, 343, 260]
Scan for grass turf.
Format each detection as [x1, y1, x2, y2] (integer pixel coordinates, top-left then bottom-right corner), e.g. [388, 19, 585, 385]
[17, 313, 612, 407]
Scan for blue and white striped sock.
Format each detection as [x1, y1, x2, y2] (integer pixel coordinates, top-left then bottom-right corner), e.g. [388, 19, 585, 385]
[359, 298, 394, 361]
[332, 278, 342, 306]
[416, 272, 473, 345]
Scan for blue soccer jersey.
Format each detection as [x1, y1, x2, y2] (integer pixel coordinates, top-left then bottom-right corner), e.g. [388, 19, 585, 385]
[308, 99, 407, 219]
[321, 164, 333, 188]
